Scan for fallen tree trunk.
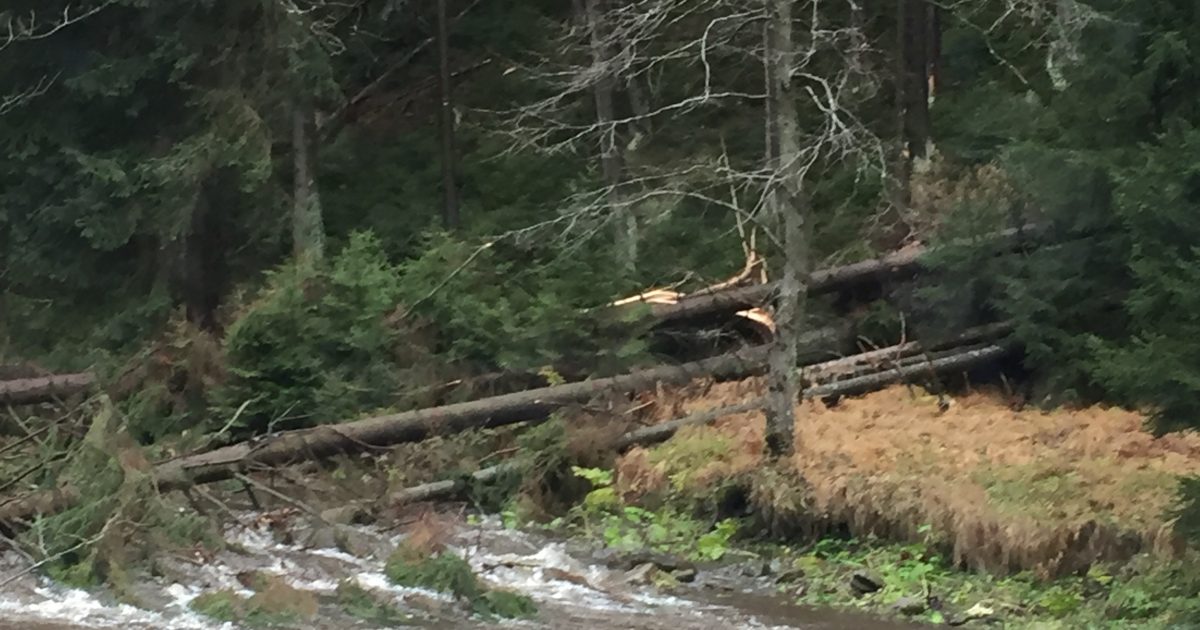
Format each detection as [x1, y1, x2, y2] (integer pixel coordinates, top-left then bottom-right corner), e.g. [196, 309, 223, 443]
[634, 225, 1041, 325]
[801, 322, 1011, 383]
[388, 340, 1014, 505]
[404, 321, 849, 405]
[153, 326, 851, 490]
[0, 373, 95, 406]
[0, 331, 1009, 525]
[9, 344, 769, 520]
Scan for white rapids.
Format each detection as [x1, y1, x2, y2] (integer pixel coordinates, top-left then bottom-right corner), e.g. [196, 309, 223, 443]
[0, 512, 907, 630]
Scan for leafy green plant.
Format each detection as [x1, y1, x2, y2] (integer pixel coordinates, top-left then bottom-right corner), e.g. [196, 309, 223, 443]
[696, 519, 739, 561]
[566, 466, 742, 561]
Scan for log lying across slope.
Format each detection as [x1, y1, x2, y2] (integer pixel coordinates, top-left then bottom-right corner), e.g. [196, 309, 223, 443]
[390, 341, 1014, 506]
[0, 373, 95, 406]
[0, 326, 1014, 525]
[630, 225, 1042, 326]
[153, 326, 853, 490]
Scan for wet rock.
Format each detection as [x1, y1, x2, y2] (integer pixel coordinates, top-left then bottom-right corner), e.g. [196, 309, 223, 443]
[544, 566, 595, 589]
[236, 570, 270, 591]
[336, 527, 390, 559]
[591, 547, 625, 568]
[849, 571, 883, 596]
[890, 596, 927, 616]
[595, 548, 695, 574]
[151, 556, 201, 585]
[740, 559, 773, 577]
[673, 567, 697, 583]
[628, 550, 695, 572]
[296, 524, 339, 550]
[774, 567, 805, 584]
[321, 504, 373, 526]
[624, 562, 659, 585]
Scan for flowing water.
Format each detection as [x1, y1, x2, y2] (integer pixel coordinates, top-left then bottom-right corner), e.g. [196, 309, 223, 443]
[0, 512, 917, 630]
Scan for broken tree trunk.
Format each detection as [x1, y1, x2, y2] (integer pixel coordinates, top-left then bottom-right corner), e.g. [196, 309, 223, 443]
[0, 373, 95, 406]
[632, 225, 1041, 326]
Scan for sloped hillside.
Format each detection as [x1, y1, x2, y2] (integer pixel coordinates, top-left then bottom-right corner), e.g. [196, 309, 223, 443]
[624, 382, 1200, 577]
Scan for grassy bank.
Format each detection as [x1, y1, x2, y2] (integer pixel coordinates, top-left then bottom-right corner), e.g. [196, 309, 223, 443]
[636, 382, 1198, 576]
[515, 382, 1200, 627]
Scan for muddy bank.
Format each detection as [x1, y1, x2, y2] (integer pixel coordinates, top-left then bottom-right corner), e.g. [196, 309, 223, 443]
[0, 510, 916, 630]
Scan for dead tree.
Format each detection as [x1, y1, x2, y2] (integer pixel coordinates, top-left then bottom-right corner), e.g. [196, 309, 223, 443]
[436, 0, 462, 230]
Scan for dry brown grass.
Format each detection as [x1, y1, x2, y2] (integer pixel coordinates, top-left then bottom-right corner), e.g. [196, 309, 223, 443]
[624, 379, 1200, 578]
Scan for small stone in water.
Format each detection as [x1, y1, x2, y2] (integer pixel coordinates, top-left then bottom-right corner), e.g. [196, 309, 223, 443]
[624, 563, 659, 585]
[673, 567, 697, 583]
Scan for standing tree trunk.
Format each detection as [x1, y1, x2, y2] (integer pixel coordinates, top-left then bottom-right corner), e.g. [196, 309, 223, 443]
[763, 0, 810, 459]
[583, 0, 636, 273]
[0, 216, 9, 349]
[925, 3, 941, 105]
[181, 176, 226, 331]
[436, 0, 462, 231]
[292, 100, 326, 261]
[897, 0, 932, 164]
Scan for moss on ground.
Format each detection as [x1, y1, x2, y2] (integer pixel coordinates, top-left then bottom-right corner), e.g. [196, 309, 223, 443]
[384, 542, 536, 620]
[190, 576, 318, 627]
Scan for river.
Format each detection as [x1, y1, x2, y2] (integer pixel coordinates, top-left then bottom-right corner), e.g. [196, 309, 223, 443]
[0, 511, 917, 629]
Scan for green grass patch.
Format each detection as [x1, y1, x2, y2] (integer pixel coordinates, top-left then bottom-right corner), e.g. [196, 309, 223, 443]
[190, 579, 319, 628]
[189, 575, 318, 627]
[780, 535, 1200, 628]
[384, 544, 536, 619]
[335, 580, 414, 624]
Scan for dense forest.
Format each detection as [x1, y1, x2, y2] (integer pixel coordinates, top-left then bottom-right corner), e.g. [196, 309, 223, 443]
[5, 0, 1200, 627]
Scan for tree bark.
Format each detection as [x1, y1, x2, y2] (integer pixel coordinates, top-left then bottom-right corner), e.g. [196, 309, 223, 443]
[583, 0, 636, 272]
[292, 101, 326, 261]
[437, 0, 462, 230]
[0, 216, 9, 348]
[631, 224, 1043, 326]
[763, 0, 809, 459]
[181, 177, 226, 330]
[898, 0, 932, 162]
[0, 373, 95, 406]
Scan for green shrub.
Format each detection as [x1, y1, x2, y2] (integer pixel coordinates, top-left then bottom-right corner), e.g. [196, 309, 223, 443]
[394, 232, 643, 374]
[214, 231, 417, 432]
